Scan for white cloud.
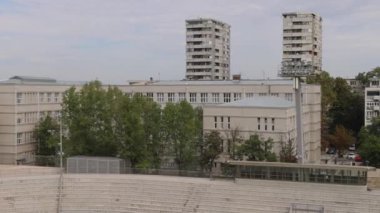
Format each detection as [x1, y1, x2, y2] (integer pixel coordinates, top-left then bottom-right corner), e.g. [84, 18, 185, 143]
[0, 0, 379, 82]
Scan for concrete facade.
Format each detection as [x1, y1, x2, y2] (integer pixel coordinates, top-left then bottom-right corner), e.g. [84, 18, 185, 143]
[282, 12, 322, 73]
[364, 77, 380, 126]
[203, 97, 321, 164]
[186, 18, 230, 80]
[0, 77, 75, 164]
[0, 77, 321, 165]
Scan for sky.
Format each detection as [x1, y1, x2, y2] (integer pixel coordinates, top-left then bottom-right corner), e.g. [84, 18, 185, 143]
[0, 0, 379, 83]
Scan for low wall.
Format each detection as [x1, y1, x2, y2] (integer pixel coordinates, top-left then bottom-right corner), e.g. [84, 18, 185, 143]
[367, 170, 380, 190]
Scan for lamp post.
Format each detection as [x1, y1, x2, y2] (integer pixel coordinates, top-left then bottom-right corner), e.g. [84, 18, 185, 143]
[279, 60, 314, 164]
[59, 114, 63, 170]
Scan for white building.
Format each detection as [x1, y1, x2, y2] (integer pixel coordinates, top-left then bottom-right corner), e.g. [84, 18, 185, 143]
[0, 76, 321, 165]
[185, 18, 230, 80]
[282, 12, 322, 73]
[203, 97, 320, 164]
[365, 77, 380, 126]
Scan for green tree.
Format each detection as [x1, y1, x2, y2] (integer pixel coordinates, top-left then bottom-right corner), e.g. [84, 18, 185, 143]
[62, 81, 119, 157]
[279, 137, 297, 163]
[328, 78, 364, 136]
[307, 71, 337, 149]
[237, 134, 276, 162]
[328, 125, 355, 156]
[161, 101, 200, 170]
[358, 118, 380, 167]
[200, 131, 223, 172]
[226, 127, 243, 159]
[34, 115, 60, 156]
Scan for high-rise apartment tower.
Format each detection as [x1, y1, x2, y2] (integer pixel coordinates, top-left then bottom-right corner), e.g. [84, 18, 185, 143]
[186, 18, 230, 80]
[282, 12, 322, 73]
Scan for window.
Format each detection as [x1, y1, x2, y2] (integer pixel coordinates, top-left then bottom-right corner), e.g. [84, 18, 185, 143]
[54, 93, 59, 102]
[168, 93, 175, 102]
[201, 93, 208, 103]
[265, 125, 267, 131]
[39, 92, 45, 103]
[16, 93, 23, 104]
[245, 93, 254, 99]
[259, 93, 267, 97]
[190, 93, 197, 103]
[264, 118, 267, 123]
[146, 92, 153, 100]
[47, 93, 52, 103]
[285, 93, 293, 102]
[223, 93, 231, 103]
[212, 93, 220, 103]
[227, 117, 230, 129]
[258, 125, 260, 130]
[271, 93, 279, 97]
[214, 116, 217, 128]
[257, 117, 260, 123]
[17, 133, 23, 144]
[157, 93, 164, 103]
[233, 93, 241, 101]
[178, 93, 186, 102]
[272, 125, 275, 131]
[220, 117, 224, 128]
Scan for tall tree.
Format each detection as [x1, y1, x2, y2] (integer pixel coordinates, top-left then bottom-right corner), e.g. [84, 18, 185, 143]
[226, 127, 243, 159]
[236, 134, 276, 162]
[62, 81, 119, 157]
[200, 131, 223, 172]
[161, 101, 200, 170]
[307, 71, 337, 150]
[358, 120, 380, 167]
[328, 125, 355, 156]
[34, 115, 60, 156]
[279, 137, 297, 163]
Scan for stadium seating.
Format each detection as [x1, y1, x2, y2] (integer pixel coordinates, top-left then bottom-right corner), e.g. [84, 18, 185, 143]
[1, 165, 380, 213]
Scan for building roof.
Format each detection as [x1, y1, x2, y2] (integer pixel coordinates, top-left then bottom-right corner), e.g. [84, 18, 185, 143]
[128, 79, 297, 86]
[10, 76, 57, 83]
[217, 96, 294, 108]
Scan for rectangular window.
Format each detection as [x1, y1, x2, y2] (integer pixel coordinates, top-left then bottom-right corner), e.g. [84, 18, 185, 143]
[258, 125, 260, 130]
[265, 125, 267, 131]
[190, 93, 197, 103]
[17, 133, 23, 144]
[285, 93, 293, 102]
[271, 93, 279, 97]
[16, 93, 23, 104]
[223, 93, 231, 103]
[265, 118, 267, 123]
[212, 93, 220, 103]
[257, 117, 260, 123]
[214, 116, 217, 128]
[178, 93, 186, 102]
[259, 93, 267, 96]
[47, 93, 52, 103]
[157, 93, 164, 103]
[168, 93, 175, 102]
[233, 93, 241, 101]
[245, 93, 254, 99]
[146, 92, 153, 100]
[227, 117, 230, 129]
[220, 117, 224, 129]
[39, 92, 45, 103]
[272, 125, 275, 131]
[54, 92, 59, 102]
[201, 93, 208, 103]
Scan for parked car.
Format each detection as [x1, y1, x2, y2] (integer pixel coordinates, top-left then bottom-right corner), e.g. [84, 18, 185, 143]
[326, 148, 336, 155]
[349, 144, 356, 151]
[354, 154, 362, 162]
[347, 152, 356, 160]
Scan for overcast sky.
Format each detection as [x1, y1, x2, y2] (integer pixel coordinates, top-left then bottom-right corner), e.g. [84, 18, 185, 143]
[0, 0, 379, 83]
